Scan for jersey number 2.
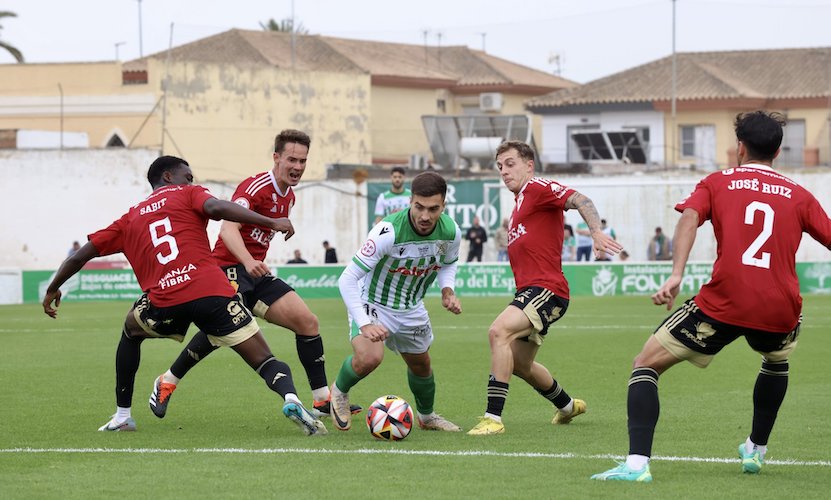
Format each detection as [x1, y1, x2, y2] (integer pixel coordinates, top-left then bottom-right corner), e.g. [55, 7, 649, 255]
[742, 201, 773, 269]
[149, 217, 180, 265]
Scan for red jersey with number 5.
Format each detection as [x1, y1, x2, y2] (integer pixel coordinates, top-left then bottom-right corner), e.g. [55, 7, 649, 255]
[88, 184, 236, 307]
[212, 170, 295, 266]
[508, 177, 575, 298]
[677, 164, 831, 332]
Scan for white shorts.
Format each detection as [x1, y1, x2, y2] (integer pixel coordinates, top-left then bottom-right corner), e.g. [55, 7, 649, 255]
[347, 302, 433, 354]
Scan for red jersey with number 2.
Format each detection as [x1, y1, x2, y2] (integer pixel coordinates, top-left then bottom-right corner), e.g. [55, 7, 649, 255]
[212, 171, 295, 266]
[508, 177, 575, 298]
[677, 164, 831, 332]
[88, 184, 236, 307]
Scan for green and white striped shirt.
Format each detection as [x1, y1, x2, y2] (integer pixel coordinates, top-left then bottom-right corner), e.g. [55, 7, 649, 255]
[349, 209, 460, 315]
[374, 188, 412, 218]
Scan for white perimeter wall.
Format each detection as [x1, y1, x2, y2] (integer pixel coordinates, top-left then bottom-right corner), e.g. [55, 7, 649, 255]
[1, 149, 829, 273]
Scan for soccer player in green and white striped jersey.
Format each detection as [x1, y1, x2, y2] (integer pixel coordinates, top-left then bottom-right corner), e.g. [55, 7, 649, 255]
[373, 166, 411, 225]
[330, 171, 463, 432]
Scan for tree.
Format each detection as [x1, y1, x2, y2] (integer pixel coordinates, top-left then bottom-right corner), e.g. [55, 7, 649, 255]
[259, 17, 308, 34]
[0, 11, 24, 63]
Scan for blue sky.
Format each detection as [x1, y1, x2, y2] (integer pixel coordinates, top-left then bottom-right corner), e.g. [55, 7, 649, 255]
[2, 0, 831, 83]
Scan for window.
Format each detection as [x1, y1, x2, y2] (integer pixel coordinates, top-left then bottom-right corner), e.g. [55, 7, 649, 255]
[680, 126, 696, 157]
[678, 125, 716, 168]
[569, 129, 648, 164]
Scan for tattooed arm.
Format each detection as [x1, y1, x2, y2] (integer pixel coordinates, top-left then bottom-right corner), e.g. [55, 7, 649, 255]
[565, 192, 623, 259]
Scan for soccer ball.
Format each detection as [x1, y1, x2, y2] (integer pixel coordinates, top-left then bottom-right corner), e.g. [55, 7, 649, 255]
[366, 395, 414, 441]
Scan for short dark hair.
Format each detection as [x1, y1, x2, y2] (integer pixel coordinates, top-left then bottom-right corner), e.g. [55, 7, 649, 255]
[411, 171, 447, 199]
[734, 111, 785, 161]
[274, 129, 311, 153]
[147, 155, 188, 186]
[391, 166, 406, 176]
[496, 140, 535, 162]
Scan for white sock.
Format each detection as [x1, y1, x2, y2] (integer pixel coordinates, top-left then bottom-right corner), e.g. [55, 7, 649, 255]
[115, 406, 131, 421]
[625, 454, 649, 470]
[162, 370, 180, 385]
[312, 386, 330, 403]
[560, 400, 574, 415]
[745, 437, 767, 457]
[484, 412, 502, 423]
[284, 393, 300, 405]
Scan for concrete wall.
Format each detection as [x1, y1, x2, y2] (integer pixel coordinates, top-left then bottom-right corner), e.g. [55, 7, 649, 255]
[2, 149, 829, 273]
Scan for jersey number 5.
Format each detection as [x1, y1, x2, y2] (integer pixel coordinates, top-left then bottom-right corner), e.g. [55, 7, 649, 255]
[149, 217, 180, 265]
[742, 201, 773, 269]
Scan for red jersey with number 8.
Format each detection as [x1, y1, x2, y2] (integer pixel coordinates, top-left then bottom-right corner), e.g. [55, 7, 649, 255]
[89, 184, 236, 307]
[677, 164, 831, 332]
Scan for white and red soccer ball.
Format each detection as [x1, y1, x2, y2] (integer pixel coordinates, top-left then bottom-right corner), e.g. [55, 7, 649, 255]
[366, 395, 413, 441]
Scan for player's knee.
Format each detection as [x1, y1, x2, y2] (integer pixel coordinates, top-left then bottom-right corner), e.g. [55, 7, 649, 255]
[487, 323, 510, 347]
[296, 313, 319, 335]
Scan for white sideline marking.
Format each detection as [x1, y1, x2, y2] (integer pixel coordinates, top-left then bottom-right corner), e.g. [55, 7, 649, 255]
[1, 447, 828, 467]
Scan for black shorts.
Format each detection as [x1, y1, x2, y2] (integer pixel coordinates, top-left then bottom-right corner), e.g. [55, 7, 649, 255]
[654, 297, 800, 367]
[510, 286, 569, 341]
[223, 264, 294, 317]
[132, 293, 255, 342]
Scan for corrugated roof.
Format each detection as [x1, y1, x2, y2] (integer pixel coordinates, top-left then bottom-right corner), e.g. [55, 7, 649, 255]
[125, 29, 575, 92]
[526, 47, 831, 109]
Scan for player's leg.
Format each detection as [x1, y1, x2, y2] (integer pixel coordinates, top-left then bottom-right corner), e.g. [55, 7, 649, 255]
[102, 296, 183, 431]
[149, 331, 217, 418]
[401, 350, 461, 432]
[194, 295, 325, 435]
[739, 325, 799, 473]
[261, 288, 331, 404]
[331, 331, 385, 431]
[467, 304, 531, 435]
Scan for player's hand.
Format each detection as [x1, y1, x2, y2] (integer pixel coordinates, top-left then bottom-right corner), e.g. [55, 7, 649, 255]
[42, 290, 62, 318]
[359, 323, 389, 342]
[441, 290, 462, 315]
[652, 275, 682, 310]
[592, 232, 623, 259]
[244, 260, 271, 278]
[270, 218, 295, 240]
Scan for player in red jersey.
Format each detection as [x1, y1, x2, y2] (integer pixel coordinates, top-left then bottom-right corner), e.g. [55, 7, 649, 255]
[150, 130, 359, 421]
[468, 140, 621, 436]
[42, 155, 326, 435]
[592, 111, 831, 482]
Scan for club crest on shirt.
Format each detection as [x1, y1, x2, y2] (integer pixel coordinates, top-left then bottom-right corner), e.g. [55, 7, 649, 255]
[361, 239, 377, 257]
[234, 198, 250, 209]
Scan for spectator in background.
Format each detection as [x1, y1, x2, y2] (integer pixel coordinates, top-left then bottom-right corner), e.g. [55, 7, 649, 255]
[562, 224, 577, 262]
[323, 240, 338, 264]
[465, 216, 488, 262]
[647, 227, 672, 261]
[596, 219, 617, 261]
[67, 241, 81, 257]
[575, 221, 593, 261]
[494, 218, 509, 262]
[287, 249, 307, 264]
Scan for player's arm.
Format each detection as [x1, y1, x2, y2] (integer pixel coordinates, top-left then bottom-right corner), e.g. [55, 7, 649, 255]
[438, 264, 461, 315]
[203, 198, 294, 240]
[42, 241, 100, 318]
[373, 193, 386, 225]
[338, 263, 389, 342]
[217, 220, 270, 278]
[652, 208, 699, 310]
[566, 191, 622, 258]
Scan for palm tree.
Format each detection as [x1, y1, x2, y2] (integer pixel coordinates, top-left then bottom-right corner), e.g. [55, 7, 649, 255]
[0, 11, 24, 63]
[259, 17, 308, 34]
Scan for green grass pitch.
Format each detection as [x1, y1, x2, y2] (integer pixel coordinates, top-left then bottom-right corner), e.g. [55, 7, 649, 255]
[1, 294, 829, 498]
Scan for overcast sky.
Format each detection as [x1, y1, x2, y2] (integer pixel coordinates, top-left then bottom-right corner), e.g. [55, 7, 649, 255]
[2, 0, 830, 83]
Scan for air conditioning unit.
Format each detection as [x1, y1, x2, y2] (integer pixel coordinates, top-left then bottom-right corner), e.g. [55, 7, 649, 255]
[479, 92, 503, 112]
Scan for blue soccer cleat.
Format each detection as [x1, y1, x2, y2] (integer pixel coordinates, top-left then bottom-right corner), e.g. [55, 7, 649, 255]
[590, 462, 652, 482]
[738, 443, 764, 474]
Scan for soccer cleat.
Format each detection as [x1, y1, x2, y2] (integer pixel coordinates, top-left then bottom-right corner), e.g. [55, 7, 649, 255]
[552, 398, 587, 425]
[738, 443, 764, 474]
[466, 416, 505, 435]
[590, 462, 652, 482]
[282, 401, 327, 436]
[98, 415, 137, 432]
[311, 398, 363, 419]
[149, 375, 177, 419]
[329, 384, 352, 431]
[418, 413, 462, 432]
